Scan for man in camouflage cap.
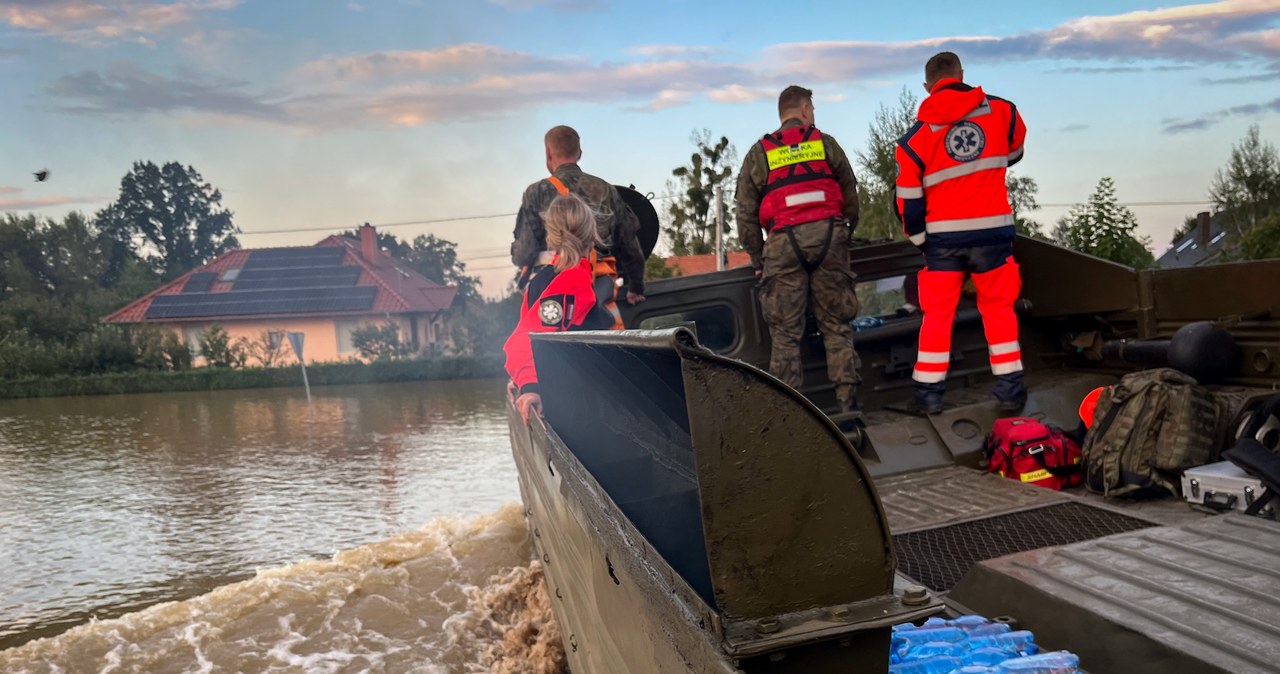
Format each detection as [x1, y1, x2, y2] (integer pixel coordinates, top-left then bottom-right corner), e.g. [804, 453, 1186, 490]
[736, 86, 862, 416]
[511, 125, 646, 325]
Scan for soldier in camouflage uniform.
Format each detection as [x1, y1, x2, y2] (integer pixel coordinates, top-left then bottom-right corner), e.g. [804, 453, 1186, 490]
[736, 86, 862, 414]
[511, 126, 646, 315]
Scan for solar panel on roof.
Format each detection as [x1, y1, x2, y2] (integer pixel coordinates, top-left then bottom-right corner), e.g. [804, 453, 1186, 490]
[143, 286, 377, 319]
[241, 247, 346, 270]
[231, 266, 361, 291]
[182, 272, 216, 293]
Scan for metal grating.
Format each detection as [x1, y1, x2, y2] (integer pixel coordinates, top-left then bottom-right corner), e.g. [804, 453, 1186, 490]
[893, 502, 1156, 592]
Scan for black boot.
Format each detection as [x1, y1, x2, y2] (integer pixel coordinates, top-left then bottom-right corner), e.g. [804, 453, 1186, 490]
[913, 381, 945, 415]
[994, 372, 1027, 413]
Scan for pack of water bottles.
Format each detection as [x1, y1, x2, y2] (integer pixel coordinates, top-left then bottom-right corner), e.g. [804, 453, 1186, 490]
[889, 615, 1081, 673]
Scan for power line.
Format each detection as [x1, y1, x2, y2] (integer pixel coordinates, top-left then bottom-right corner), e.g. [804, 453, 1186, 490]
[233, 196, 1213, 241]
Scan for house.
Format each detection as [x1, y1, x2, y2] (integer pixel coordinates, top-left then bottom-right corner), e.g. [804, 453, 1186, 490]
[104, 225, 462, 364]
[1157, 212, 1232, 269]
[664, 251, 753, 276]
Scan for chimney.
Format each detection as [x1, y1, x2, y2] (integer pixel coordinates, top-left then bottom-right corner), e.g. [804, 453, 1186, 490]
[1196, 211, 1211, 249]
[360, 223, 378, 263]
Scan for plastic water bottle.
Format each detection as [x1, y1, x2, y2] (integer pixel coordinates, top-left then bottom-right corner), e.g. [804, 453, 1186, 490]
[963, 630, 1039, 657]
[948, 615, 993, 630]
[893, 627, 967, 657]
[993, 651, 1080, 674]
[965, 647, 1018, 666]
[956, 668, 996, 674]
[889, 656, 963, 674]
[960, 622, 1014, 638]
[902, 641, 966, 661]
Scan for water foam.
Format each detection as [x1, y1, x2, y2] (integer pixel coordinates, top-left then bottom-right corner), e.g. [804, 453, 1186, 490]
[0, 504, 567, 673]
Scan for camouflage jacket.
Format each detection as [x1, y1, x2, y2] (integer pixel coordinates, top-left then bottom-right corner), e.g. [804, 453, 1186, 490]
[734, 119, 861, 271]
[510, 163, 646, 294]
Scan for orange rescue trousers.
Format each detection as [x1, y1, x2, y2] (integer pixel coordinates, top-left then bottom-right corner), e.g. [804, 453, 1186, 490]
[912, 253, 1022, 389]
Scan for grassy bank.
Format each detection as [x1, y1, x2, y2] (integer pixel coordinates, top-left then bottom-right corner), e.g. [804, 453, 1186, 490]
[0, 356, 505, 399]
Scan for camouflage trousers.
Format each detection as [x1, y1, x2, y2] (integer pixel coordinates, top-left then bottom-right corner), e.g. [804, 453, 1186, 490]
[758, 219, 861, 405]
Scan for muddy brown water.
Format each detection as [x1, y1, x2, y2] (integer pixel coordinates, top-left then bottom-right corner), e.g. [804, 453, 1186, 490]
[0, 379, 565, 673]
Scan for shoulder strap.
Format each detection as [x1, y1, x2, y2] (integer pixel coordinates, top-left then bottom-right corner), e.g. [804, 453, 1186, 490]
[547, 176, 569, 196]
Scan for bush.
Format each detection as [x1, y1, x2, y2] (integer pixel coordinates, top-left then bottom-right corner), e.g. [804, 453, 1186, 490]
[352, 322, 412, 361]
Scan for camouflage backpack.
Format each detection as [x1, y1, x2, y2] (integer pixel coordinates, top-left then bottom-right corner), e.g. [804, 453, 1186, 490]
[1083, 368, 1224, 498]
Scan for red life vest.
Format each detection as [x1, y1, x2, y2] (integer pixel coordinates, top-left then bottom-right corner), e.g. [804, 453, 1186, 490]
[758, 124, 844, 230]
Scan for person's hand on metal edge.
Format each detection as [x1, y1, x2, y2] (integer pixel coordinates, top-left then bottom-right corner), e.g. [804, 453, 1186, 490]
[507, 380, 517, 398]
[515, 392, 543, 425]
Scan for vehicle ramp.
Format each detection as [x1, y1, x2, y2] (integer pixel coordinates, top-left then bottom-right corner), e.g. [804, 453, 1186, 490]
[509, 327, 941, 673]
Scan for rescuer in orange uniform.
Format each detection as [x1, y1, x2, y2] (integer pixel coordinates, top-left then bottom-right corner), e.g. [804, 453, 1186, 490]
[895, 52, 1028, 414]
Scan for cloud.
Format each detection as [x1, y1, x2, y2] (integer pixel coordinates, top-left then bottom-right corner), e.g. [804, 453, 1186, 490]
[0, 185, 20, 196]
[298, 44, 579, 81]
[40, 2, 1280, 130]
[707, 84, 774, 103]
[47, 63, 291, 121]
[0, 0, 240, 45]
[1162, 95, 1280, 133]
[770, 1, 1280, 83]
[1059, 123, 1090, 132]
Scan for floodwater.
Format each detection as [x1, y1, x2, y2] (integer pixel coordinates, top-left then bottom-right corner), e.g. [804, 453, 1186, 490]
[0, 379, 565, 673]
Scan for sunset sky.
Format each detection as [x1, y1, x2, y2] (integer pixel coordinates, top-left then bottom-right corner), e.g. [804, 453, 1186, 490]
[3, 0, 1279, 296]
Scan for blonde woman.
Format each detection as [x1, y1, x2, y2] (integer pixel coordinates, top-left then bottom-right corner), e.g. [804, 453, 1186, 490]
[504, 192, 616, 423]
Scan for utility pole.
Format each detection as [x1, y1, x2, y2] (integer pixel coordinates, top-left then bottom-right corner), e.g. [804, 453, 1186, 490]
[714, 185, 725, 271]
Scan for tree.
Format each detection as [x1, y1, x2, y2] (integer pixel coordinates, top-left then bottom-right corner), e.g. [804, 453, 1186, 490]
[352, 321, 412, 361]
[1007, 174, 1047, 240]
[1209, 125, 1280, 238]
[198, 325, 248, 368]
[644, 254, 679, 281]
[664, 129, 738, 256]
[1238, 212, 1280, 261]
[1052, 177, 1155, 269]
[97, 161, 240, 279]
[246, 330, 289, 367]
[856, 87, 919, 241]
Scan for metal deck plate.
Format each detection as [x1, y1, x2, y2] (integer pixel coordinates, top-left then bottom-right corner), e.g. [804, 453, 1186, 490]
[893, 502, 1155, 592]
[876, 466, 1069, 534]
[949, 514, 1280, 674]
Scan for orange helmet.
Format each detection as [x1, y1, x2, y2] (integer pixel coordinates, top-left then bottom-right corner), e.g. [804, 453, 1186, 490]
[1079, 386, 1107, 429]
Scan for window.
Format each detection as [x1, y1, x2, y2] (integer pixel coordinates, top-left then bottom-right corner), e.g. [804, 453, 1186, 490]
[335, 320, 364, 354]
[856, 275, 911, 318]
[639, 305, 737, 352]
[219, 268, 240, 282]
[183, 326, 204, 357]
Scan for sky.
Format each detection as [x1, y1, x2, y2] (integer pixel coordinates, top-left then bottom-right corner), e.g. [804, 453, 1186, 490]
[2, 0, 1279, 297]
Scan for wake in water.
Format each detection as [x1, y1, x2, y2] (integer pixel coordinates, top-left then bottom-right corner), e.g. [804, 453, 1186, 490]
[0, 504, 567, 674]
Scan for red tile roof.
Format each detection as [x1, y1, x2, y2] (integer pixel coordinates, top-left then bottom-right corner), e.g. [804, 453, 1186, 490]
[664, 251, 753, 276]
[104, 233, 459, 324]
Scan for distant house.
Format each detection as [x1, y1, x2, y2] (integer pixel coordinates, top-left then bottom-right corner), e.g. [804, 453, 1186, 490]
[1157, 212, 1232, 269]
[664, 251, 753, 276]
[104, 225, 462, 364]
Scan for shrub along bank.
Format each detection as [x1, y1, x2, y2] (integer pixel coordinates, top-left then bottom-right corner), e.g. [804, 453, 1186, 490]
[0, 355, 504, 399]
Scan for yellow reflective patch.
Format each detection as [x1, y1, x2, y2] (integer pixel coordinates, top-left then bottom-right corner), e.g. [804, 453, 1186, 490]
[1020, 468, 1052, 483]
[766, 140, 826, 170]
